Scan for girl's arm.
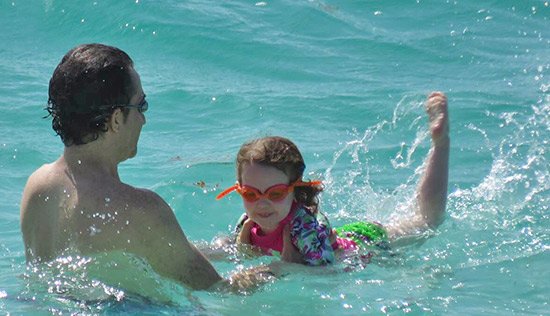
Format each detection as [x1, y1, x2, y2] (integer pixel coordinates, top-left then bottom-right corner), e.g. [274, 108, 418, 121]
[281, 223, 305, 264]
[287, 209, 335, 265]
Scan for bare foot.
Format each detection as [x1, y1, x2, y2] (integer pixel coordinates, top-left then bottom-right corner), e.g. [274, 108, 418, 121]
[426, 92, 449, 147]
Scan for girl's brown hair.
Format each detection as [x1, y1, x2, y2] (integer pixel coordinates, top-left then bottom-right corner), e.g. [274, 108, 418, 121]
[236, 136, 322, 213]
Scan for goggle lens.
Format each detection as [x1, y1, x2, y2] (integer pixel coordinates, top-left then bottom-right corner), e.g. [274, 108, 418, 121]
[216, 180, 322, 202]
[239, 184, 290, 202]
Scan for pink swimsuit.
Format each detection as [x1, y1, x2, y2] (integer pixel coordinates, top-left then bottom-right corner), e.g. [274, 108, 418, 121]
[236, 203, 358, 265]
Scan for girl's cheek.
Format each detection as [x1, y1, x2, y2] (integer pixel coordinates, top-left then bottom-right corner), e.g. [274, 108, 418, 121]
[243, 200, 256, 211]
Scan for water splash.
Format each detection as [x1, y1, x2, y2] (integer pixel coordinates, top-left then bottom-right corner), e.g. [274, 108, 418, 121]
[446, 98, 549, 268]
[17, 252, 197, 314]
[323, 94, 427, 223]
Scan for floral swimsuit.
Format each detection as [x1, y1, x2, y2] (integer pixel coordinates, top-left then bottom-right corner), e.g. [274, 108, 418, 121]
[234, 203, 387, 266]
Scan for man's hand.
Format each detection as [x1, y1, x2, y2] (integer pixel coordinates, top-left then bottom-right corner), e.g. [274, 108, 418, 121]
[214, 265, 276, 294]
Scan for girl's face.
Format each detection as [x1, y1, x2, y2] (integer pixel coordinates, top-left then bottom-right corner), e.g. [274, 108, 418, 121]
[240, 162, 294, 234]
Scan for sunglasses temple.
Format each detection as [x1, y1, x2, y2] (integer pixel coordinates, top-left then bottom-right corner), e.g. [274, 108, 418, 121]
[216, 184, 239, 200]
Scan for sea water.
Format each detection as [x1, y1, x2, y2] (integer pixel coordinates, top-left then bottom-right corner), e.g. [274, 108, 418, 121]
[0, 0, 548, 314]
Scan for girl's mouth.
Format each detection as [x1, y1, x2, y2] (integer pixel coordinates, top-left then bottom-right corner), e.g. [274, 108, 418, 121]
[256, 212, 273, 218]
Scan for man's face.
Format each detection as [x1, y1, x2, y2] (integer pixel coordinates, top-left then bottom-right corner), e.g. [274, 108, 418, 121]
[120, 67, 146, 159]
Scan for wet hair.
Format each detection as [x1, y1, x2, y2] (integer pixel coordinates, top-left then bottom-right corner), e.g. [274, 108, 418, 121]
[236, 136, 323, 213]
[46, 43, 135, 146]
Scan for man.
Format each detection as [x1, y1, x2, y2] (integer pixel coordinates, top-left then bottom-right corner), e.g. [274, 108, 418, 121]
[20, 43, 257, 293]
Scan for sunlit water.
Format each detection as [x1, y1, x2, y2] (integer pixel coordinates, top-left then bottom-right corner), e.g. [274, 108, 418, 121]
[1, 0, 548, 314]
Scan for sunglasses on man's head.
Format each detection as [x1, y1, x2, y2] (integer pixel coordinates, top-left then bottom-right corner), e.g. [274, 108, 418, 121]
[216, 180, 322, 203]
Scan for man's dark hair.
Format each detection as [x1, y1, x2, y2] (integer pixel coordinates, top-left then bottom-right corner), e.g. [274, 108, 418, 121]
[46, 43, 135, 146]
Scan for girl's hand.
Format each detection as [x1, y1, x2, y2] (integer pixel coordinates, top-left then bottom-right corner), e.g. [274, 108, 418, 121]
[281, 223, 305, 264]
[236, 219, 263, 258]
[237, 218, 254, 245]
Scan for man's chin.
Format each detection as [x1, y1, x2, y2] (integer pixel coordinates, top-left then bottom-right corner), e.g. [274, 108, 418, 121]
[128, 148, 138, 159]
[121, 150, 137, 162]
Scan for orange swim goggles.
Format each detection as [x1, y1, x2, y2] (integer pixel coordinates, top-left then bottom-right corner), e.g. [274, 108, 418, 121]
[216, 180, 322, 203]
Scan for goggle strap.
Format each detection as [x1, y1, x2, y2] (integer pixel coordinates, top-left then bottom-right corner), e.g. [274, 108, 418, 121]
[215, 184, 239, 200]
[293, 180, 323, 188]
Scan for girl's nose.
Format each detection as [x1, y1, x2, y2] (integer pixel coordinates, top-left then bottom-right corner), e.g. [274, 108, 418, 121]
[255, 197, 271, 207]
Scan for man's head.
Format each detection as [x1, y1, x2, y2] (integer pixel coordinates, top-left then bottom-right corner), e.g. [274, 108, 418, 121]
[47, 43, 137, 146]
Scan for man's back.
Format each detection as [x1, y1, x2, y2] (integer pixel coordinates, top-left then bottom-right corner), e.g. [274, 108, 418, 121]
[21, 153, 224, 291]
[21, 157, 145, 261]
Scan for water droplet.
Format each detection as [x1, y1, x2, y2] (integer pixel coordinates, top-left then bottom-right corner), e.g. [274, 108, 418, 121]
[89, 225, 101, 236]
[104, 197, 111, 203]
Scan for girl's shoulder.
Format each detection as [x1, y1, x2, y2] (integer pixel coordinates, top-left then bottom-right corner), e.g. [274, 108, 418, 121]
[289, 204, 335, 265]
[290, 205, 331, 228]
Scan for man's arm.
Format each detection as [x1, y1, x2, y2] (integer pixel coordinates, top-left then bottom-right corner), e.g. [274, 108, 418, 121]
[130, 190, 223, 290]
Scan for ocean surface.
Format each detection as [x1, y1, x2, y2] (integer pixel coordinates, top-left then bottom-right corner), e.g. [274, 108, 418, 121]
[1, 0, 548, 314]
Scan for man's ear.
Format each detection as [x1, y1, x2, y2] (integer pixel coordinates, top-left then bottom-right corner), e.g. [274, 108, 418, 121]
[107, 108, 123, 133]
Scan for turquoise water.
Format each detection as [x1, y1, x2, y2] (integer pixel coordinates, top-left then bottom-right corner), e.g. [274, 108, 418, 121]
[1, 0, 549, 314]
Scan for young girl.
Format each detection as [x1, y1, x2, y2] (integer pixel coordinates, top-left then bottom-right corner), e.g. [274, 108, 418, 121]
[217, 92, 450, 266]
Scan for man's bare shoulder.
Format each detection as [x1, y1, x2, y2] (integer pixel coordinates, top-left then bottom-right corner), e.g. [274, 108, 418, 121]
[114, 183, 178, 228]
[24, 161, 63, 189]
[21, 161, 66, 212]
